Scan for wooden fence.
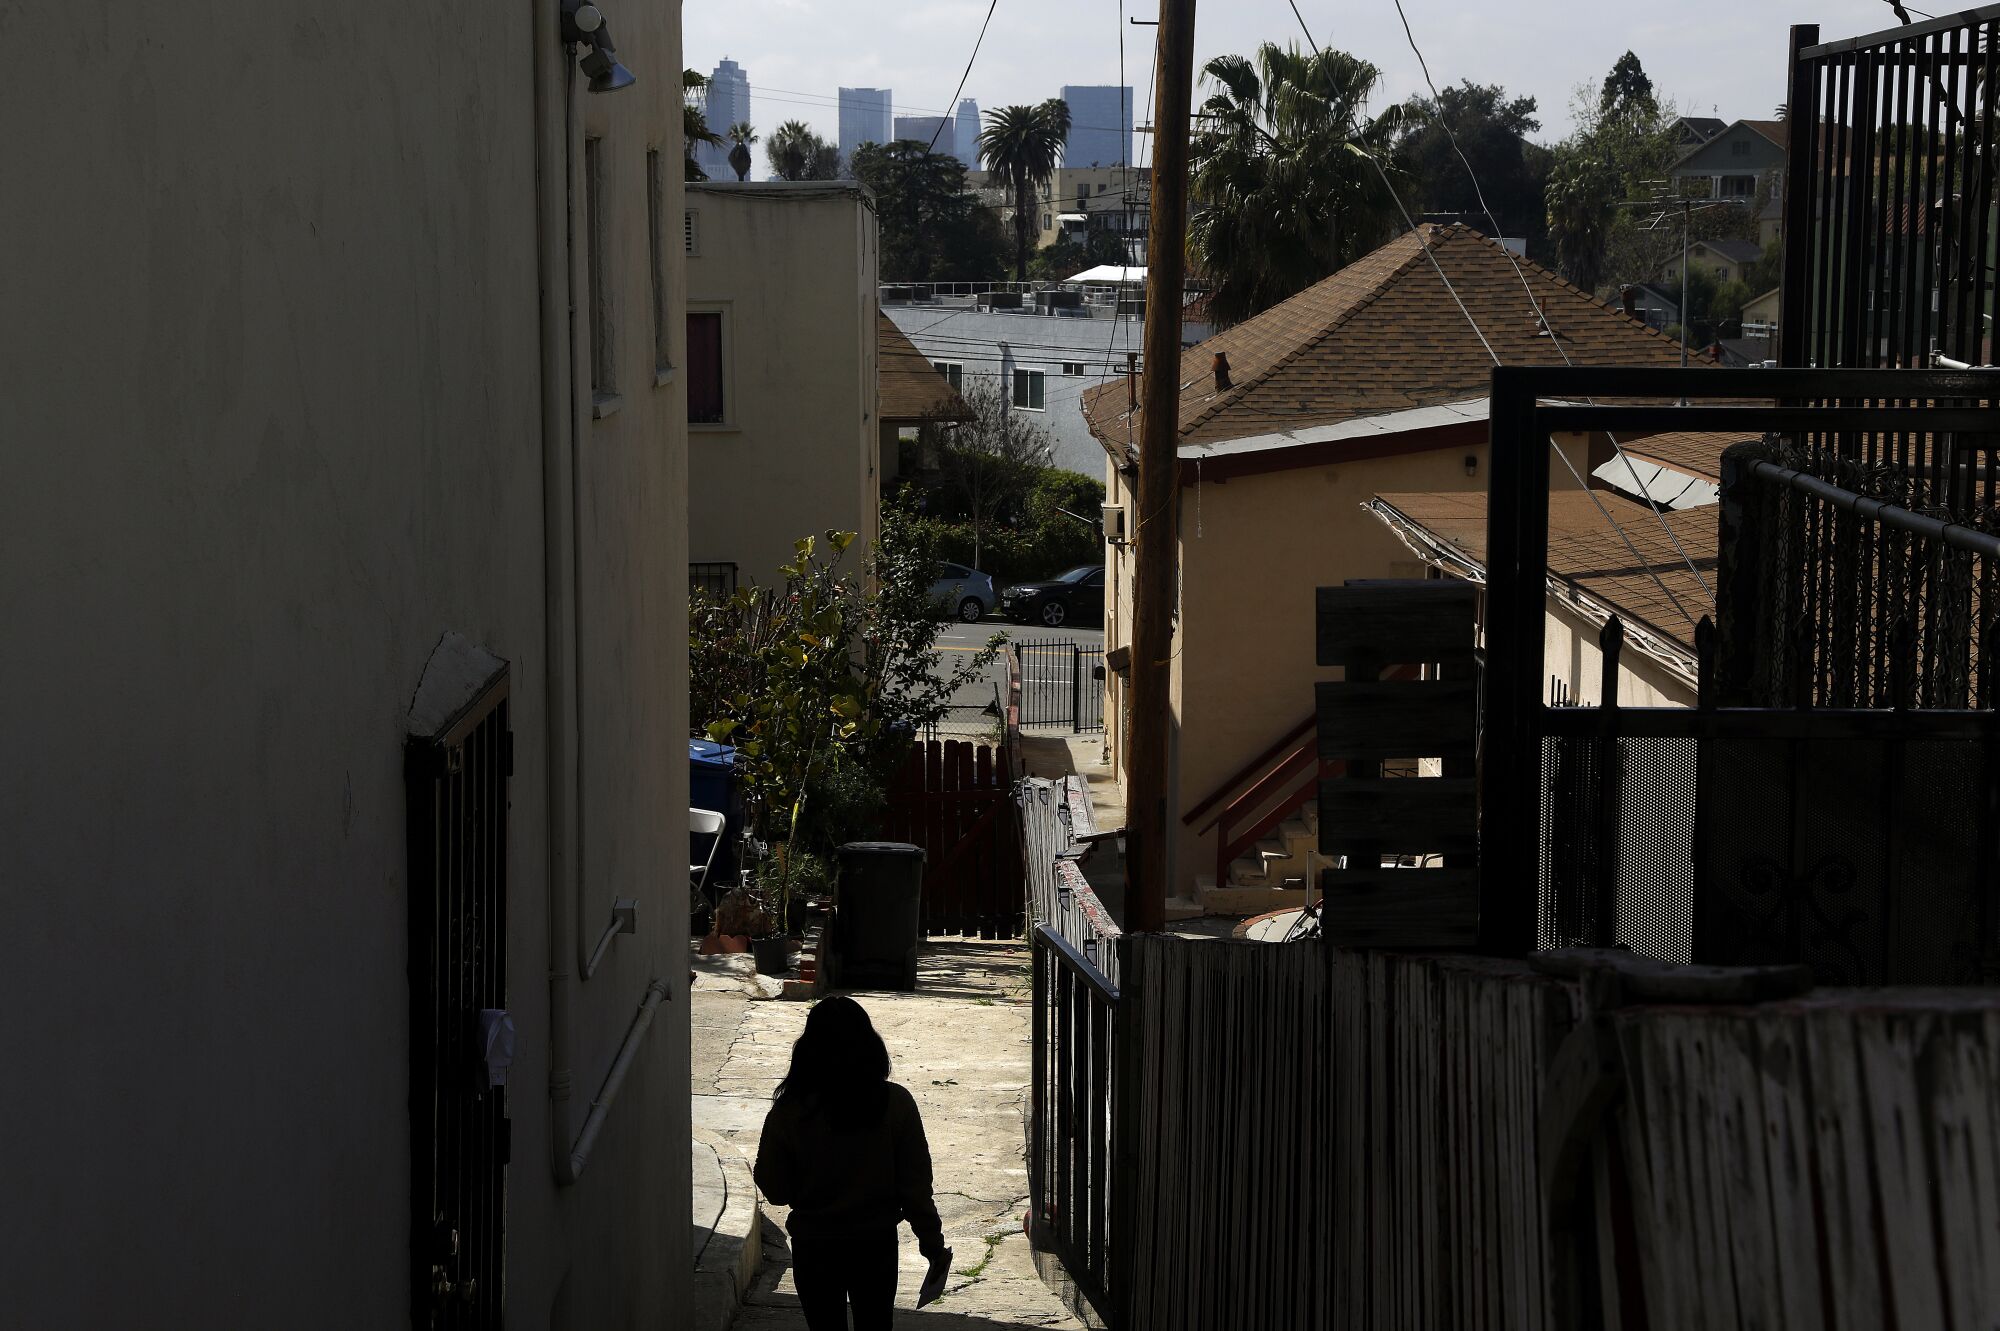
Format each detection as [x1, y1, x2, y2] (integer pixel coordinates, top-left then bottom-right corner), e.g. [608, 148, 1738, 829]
[1073, 935, 2000, 1329]
[876, 738, 1024, 938]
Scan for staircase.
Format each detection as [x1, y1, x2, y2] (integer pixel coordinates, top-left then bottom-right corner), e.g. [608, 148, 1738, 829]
[1178, 712, 1333, 919]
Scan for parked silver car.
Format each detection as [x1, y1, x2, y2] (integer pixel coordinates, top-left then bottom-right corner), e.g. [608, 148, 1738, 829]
[928, 562, 996, 622]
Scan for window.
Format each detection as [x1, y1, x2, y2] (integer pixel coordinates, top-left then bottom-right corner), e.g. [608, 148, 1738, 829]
[1063, 361, 1084, 376]
[684, 208, 700, 256]
[1077, 186, 1088, 206]
[1012, 368, 1046, 411]
[585, 137, 613, 401]
[647, 150, 671, 382]
[933, 361, 963, 389]
[1731, 139, 1751, 157]
[687, 311, 725, 424]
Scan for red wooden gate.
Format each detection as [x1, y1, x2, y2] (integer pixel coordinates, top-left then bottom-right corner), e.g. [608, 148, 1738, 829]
[877, 739, 1025, 938]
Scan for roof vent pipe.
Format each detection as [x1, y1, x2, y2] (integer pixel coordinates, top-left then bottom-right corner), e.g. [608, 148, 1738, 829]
[1213, 351, 1232, 392]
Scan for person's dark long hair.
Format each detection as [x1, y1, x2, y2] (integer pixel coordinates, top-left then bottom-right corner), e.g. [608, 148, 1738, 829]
[775, 995, 892, 1132]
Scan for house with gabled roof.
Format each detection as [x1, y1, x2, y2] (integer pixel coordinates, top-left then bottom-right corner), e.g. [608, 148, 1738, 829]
[1668, 118, 1788, 200]
[1080, 224, 1736, 911]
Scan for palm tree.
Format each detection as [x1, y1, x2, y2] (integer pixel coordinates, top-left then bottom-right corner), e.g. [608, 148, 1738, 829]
[1187, 44, 1405, 325]
[765, 120, 841, 181]
[683, 69, 724, 181]
[727, 122, 758, 182]
[979, 99, 1071, 280]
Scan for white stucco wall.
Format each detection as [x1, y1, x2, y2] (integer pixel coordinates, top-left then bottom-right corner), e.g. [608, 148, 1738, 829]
[686, 183, 880, 590]
[0, 3, 688, 1326]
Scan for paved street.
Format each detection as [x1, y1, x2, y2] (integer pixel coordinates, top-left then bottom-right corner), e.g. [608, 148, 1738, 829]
[692, 942, 1084, 1330]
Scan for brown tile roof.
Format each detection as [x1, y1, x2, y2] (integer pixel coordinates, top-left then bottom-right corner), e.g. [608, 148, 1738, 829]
[1084, 224, 1699, 451]
[878, 313, 974, 423]
[1373, 488, 1718, 651]
[1619, 429, 1760, 482]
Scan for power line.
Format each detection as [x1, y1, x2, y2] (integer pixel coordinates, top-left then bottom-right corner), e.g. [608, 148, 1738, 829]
[928, 0, 998, 156]
[1282, 3, 1700, 630]
[1382, 0, 1716, 610]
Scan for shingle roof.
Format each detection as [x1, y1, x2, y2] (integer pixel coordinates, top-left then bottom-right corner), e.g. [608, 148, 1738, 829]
[1620, 430, 1758, 481]
[878, 313, 974, 423]
[1692, 238, 1764, 264]
[1373, 488, 1718, 650]
[1084, 224, 1697, 451]
[1743, 119, 1786, 148]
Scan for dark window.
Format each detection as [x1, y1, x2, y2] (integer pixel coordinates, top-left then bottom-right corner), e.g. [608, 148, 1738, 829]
[1012, 368, 1046, 411]
[687, 312, 725, 423]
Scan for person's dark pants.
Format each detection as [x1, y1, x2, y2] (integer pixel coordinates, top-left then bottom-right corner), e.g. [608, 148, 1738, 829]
[792, 1224, 900, 1331]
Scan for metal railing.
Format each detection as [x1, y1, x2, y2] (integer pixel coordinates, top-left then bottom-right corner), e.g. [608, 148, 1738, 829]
[1029, 924, 1118, 1327]
[689, 562, 738, 597]
[1015, 640, 1106, 733]
[1780, 9, 1999, 370]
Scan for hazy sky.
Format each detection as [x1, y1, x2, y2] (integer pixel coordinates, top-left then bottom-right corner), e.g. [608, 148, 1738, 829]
[686, 0, 1909, 154]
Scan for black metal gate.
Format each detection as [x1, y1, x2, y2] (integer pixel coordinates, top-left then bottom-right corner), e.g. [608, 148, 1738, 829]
[1015, 640, 1105, 733]
[407, 671, 512, 1328]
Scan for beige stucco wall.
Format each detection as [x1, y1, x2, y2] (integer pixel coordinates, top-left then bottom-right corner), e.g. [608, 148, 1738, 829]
[687, 184, 880, 589]
[0, 3, 688, 1326]
[1102, 430, 1597, 894]
[1543, 597, 1697, 708]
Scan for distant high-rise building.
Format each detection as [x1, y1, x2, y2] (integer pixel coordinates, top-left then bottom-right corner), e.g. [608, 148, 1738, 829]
[1059, 85, 1134, 168]
[954, 98, 982, 168]
[838, 87, 893, 166]
[701, 57, 751, 178]
[894, 115, 952, 159]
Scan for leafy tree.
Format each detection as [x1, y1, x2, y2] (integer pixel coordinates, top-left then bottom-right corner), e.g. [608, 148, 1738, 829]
[919, 379, 1055, 567]
[766, 120, 841, 181]
[683, 69, 724, 182]
[690, 519, 1002, 859]
[979, 100, 1072, 280]
[1543, 59, 1676, 294]
[1600, 51, 1657, 119]
[1187, 43, 1405, 327]
[1392, 82, 1551, 260]
[850, 141, 1011, 281]
[1027, 228, 1129, 281]
[726, 122, 757, 182]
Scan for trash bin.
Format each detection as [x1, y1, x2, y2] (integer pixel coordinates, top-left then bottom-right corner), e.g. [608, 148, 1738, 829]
[689, 739, 743, 887]
[828, 842, 927, 991]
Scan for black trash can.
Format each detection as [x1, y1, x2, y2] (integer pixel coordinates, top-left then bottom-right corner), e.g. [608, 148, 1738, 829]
[828, 842, 927, 991]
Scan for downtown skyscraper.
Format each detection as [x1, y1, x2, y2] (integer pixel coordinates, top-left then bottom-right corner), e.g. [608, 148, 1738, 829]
[838, 87, 892, 167]
[700, 58, 751, 179]
[1059, 85, 1134, 168]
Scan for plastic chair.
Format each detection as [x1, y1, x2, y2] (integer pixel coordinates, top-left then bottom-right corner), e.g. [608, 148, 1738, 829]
[690, 808, 727, 916]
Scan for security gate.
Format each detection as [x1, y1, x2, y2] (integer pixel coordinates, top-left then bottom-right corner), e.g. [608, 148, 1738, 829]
[1015, 640, 1106, 733]
[406, 671, 512, 1328]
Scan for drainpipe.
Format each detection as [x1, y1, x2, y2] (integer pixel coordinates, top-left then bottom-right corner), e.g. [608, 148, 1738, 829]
[533, 0, 584, 1185]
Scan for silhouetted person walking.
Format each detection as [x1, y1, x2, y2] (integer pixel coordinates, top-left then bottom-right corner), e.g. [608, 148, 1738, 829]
[754, 996, 951, 1329]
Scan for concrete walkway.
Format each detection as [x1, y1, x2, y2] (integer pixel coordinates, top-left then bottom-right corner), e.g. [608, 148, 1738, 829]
[691, 940, 1082, 1331]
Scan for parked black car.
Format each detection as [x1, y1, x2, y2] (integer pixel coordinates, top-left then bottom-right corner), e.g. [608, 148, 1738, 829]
[1000, 565, 1106, 627]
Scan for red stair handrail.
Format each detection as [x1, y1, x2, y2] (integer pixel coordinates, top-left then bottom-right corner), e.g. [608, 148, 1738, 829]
[1184, 713, 1316, 834]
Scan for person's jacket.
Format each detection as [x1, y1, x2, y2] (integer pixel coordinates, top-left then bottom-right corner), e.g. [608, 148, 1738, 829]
[753, 1080, 946, 1256]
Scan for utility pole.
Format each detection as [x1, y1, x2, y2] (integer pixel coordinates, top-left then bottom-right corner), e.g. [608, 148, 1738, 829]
[1124, 0, 1196, 934]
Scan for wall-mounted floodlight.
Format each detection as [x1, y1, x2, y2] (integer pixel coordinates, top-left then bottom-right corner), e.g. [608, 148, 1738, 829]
[560, 1, 635, 93]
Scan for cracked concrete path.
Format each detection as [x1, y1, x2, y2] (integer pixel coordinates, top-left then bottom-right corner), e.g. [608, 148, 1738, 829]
[692, 940, 1083, 1330]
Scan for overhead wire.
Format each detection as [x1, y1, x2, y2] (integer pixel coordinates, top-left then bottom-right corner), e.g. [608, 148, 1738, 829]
[1282, 2, 1700, 629]
[928, 0, 999, 155]
[1382, 0, 1717, 610]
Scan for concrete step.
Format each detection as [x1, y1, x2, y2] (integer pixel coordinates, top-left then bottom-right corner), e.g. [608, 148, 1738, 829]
[1199, 881, 1314, 918]
[1165, 893, 1205, 921]
[691, 1135, 763, 1331]
[1278, 817, 1312, 845]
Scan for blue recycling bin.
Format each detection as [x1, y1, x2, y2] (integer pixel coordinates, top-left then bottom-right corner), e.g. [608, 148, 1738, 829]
[689, 740, 743, 893]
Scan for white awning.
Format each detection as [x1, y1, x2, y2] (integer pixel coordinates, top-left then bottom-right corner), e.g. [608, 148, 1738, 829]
[1065, 264, 1146, 284]
[1057, 212, 1088, 223]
